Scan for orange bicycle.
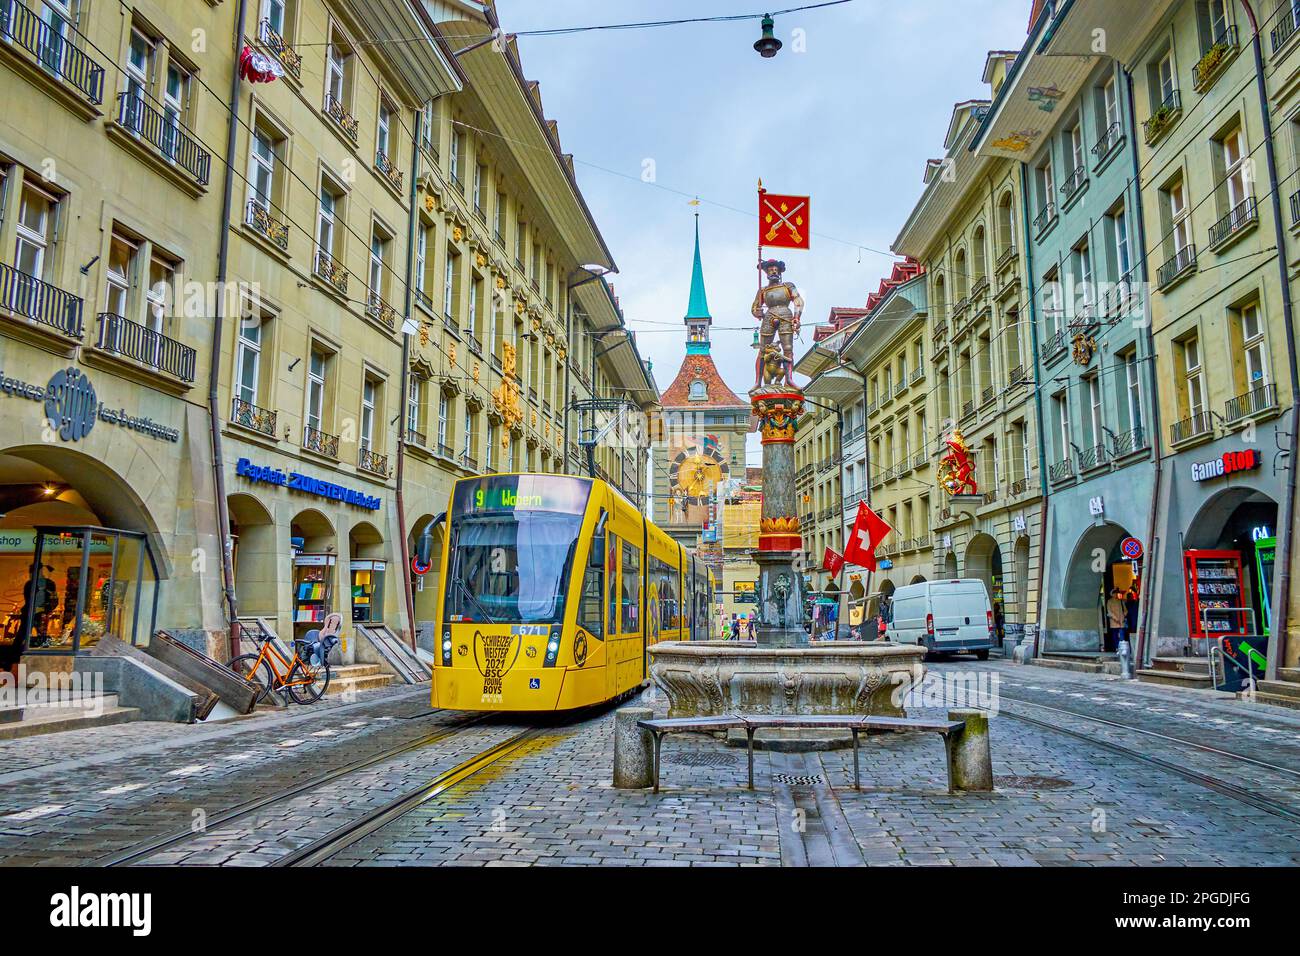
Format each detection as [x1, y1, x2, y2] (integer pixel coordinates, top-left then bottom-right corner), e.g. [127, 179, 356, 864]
[229, 622, 334, 705]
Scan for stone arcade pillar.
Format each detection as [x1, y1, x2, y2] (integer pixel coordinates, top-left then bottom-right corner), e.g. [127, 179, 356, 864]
[750, 386, 808, 647]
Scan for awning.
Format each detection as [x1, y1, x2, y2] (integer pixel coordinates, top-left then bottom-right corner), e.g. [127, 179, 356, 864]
[804, 366, 864, 405]
[1043, 0, 1179, 65]
[976, 45, 1099, 161]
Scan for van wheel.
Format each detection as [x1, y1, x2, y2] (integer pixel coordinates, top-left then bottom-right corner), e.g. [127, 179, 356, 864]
[975, 650, 989, 661]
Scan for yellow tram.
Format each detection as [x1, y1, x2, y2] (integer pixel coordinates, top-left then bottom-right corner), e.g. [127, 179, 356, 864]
[430, 474, 715, 712]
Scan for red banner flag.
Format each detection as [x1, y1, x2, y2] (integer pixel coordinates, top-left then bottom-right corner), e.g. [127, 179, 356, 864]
[822, 547, 844, 577]
[758, 191, 810, 250]
[843, 502, 893, 572]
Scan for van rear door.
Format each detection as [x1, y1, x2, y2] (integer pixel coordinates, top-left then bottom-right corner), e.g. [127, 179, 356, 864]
[928, 581, 993, 649]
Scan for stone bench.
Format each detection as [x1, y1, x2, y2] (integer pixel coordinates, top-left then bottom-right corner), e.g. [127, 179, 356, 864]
[634, 712, 989, 794]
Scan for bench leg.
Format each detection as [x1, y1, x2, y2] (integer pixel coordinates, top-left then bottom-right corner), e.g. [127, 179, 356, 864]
[747, 728, 755, 790]
[653, 732, 663, 794]
[852, 728, 861, 791]
[942, 733, 956, 795]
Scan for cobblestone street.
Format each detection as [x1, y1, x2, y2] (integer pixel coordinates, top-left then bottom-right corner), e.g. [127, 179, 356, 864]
[2, 662, 1298, 867]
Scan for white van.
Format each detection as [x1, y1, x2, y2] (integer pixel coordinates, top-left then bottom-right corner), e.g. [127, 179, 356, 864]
[886, 579, 995, 658]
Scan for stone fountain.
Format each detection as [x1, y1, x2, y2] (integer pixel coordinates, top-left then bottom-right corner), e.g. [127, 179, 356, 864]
[648, 259, 924, 726]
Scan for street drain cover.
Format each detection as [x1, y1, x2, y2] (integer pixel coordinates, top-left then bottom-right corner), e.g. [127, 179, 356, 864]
[773, 773, 825, 786]
[995, 775, 1073, 791]
[664, 751, 742, 768]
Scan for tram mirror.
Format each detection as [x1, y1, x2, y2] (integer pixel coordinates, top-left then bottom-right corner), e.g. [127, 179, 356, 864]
[590, 511, 609, 568]
[416, 531, 434, 566]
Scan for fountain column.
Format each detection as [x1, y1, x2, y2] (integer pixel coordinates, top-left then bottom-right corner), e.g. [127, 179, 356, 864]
[750, 385, 808, 646]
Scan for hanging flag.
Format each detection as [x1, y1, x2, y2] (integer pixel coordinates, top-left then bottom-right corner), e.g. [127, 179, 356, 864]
[843, 501, 893, 572]
[822, 547, 845, 577]
[240, 46, 285, 84]
[758, 189, 811, 250]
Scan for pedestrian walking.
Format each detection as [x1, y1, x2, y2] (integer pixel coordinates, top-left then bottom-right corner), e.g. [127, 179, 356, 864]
[730, 616, 741, 641]
[1105, 588, 1127, 652]
[746, 617, 756, 640]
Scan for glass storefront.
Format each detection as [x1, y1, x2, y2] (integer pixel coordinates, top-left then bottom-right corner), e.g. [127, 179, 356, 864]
[0, 526, 159, 654]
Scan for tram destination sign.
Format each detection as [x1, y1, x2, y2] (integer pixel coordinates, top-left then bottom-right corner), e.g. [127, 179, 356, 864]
[0, 367, 180, 442]
[236, 457, 382, 511]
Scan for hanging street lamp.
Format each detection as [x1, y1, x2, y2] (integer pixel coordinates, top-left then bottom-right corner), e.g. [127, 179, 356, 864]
[753, 14, 782, 58]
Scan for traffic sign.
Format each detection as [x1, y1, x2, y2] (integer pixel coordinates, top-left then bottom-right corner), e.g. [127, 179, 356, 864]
[411, 555, 431, 576]
[1120, 537, 1143, 560]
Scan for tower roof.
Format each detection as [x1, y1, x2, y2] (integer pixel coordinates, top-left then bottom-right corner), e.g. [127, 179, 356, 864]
[685, 215, 711, 322]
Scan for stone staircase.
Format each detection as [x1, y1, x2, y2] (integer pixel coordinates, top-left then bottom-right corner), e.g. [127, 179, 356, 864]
[324, 664, 394, 697]
[0, 692, 142, 740]
[1030, 651, 1118, 674]
[1136, 656, 1213, 690]
[1254, 668, 1300, 710]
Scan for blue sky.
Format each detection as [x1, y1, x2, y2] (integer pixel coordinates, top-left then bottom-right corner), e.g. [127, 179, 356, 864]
[494, 0, 1032, 463]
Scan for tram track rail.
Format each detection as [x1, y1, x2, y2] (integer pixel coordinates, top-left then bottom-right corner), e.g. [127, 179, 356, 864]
[97, 710, 491, 867]
[272, 727, 545, 867]
[996, 696, 1300, 827]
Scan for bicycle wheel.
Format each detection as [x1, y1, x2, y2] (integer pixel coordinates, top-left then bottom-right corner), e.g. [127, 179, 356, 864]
[286, 659, 331, 704]
[228, 653, 273, 704]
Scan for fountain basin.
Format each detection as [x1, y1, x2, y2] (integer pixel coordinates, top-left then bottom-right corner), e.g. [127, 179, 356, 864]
[648, 640, 926, 719]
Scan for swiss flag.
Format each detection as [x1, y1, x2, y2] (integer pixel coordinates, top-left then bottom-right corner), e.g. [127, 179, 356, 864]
[843, 502, 893, 572]
[822, 547, 844, 577]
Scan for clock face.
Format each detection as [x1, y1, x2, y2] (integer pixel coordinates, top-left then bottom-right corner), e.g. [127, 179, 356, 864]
[669, 440, 730, 505]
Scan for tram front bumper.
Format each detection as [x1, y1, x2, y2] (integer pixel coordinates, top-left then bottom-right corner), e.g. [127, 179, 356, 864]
[432, 664, 588, 711]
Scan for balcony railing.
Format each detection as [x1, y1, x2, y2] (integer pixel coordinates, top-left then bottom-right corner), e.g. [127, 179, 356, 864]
[365, 291, 396, 330]
[405, 427, 426, 448]
[1039, 327, 1066, 360]
[315, 248, 348, 295]
[961, 399, 975, 420]
[1008, 476, 1030, 497]
[358, 446, 388, 476]
[303, 424, 339, 458]
[324, 91, 358, 142]
[1092, 121, 1122, 162]
[450, 171, 464, 195]
[0, 261, 83, 338]
[231, 397, 276, 436]
[0, 0, 105, 104]
[981, 489, 998, 506]
[1009, 364, 1026, 385]
[894, 380, 906, 398]
[1077, 442, 1108, 472]
[1110, 425, 1147, 458]
[95, 312, 196, 382]
[1157, 244, 1197, 289]
[1273, 5, 1300, 52]
[459, 450, 478, 471]
[115, 92, 211, 185]
[468, 334, 483, 357]
[257, 17, 301, 79]
[1292, 189, 1300, 228]
[437, 442, 455, 460]
[1208, 196, 1257, 249]
[932, 320, 948, 341]
[1170, 411, 1213, 444]
[1048, 457, 1075, 483]
[375, 149, 403, 192]
[1192, 26, 1238, 92]
[980, 385, 995, 406]
[245, 200, 289, 251]
[1144, 89, 1182, 145]
[1033, 201, 1057, 235]
[910, 365, 923, 384]
[1060, 165, 1087, 202]
[912, 450, 926, 469]
[1225, 382, 1277, 423]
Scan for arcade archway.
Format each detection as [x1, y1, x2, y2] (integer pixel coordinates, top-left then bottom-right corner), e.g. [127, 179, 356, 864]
[1183, 488, 1278, 642]
[1062, 521, 1141, 652]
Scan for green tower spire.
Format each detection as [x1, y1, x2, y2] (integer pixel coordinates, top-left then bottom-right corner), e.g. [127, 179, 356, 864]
[685, 212, 711, 354]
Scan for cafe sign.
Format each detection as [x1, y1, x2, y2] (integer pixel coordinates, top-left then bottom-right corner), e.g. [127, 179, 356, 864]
[1190, 448, 1261, 483]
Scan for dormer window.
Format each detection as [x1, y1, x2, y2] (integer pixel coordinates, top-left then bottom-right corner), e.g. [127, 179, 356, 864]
[689, 379, 708, 401]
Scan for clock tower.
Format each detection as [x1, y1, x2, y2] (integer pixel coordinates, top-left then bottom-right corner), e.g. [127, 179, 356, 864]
[653, 215, 752, 554]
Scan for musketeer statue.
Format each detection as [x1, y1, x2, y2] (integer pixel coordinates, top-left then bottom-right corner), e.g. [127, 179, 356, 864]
[752, 259, 805, 386]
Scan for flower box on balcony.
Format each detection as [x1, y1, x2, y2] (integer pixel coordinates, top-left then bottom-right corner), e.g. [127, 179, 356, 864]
[1192, 28, 1238, 93]
[1144, 91, 1182, 146]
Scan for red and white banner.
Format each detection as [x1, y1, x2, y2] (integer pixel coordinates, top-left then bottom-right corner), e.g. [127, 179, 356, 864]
[843, 502, 893, 572]
[822, 547, 844, 577]
[758, 190, 810, 250]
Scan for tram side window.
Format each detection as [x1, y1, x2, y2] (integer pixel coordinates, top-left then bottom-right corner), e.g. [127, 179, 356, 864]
[607, 535, 619, 634]
[621, 542, 641, 634]
[659, 562, 680, 631]
[577, 534, 604, 639]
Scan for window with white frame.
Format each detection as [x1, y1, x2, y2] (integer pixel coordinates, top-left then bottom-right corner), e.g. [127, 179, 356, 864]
[316, 184, 338, 259]
[1157, 49, 1176, 106]
[235, 317, 262, 407]
[1124, 350, 1143, 432]
[1221, 125, 1250, 211]
[444, 245, 458, 320]
[105, 233, 134, 318]
[1183, 335, 1207, 419]
[1102, 75, 1119, 131]
[161, 59, 190, 160]
[1239, 302, 1268, 388]
[407, 374, 424, 440]
[249, 126, 277, 210]
[15, 184, 55, 279]
[437, 393, 449, 449]
[325, 30, 350, 108]
[377, 99, 392, 161]
[1055, 393, 1072, 461]
[1168, 178, 1191, 254]
[360, 378, 376, 452]
[1086, 375, 1103, 449]
[305, 348, 326, 433]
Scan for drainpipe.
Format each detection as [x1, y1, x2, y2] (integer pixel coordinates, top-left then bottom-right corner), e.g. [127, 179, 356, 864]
[1018, 163, 1051, 659]
[1242, 1, 1300, 680]
[395, 109, 426, 652]
[1125, 67, 1166, 672]
[211, 0, 250, 660]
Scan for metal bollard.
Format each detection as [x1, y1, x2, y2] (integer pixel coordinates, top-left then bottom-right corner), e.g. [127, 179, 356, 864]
[613, 707, 654, 789]
[946, 708, 993, 792]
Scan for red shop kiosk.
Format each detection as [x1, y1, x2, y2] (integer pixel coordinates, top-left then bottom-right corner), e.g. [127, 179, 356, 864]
[1183, 550, 1248, 642]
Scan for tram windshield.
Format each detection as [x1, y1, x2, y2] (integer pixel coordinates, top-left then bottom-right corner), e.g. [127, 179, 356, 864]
[444, 476, 591, 625]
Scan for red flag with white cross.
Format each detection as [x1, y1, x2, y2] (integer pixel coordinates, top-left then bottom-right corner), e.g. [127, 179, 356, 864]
[843, 502, 893, 572]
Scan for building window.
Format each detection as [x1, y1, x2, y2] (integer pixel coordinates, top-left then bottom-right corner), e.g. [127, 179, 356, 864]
[444, 245, 459, 321]
[1155, 48, 1176, 107]
[1165, 177, 1192, 255]
[1237, 302, 1268, 388]
[369, 229, 388, 302]
[1218, 124, 1251, 212]
[1054, 392, 1072, 461]
[105, 233, 135, 316]
[305, 348, 327, 433]
[235, 318, 263, 406]
[449, 127, 462, 183]
[248, 125, 279, 210]
[15, 184, 55, 279]
[407, 374, 424, 441]
[325, 29, 352, 109]
[1182, 335, 1207, 419]
[437, 393, 449, 449]
[1101, 74, 1119, 131]
[316, 181, 343, 259]
[414, 221, 430, 307]
[486, 422, 497, 471]
[1123, 349, 1143, 432]
[689, 379, 707, 401]
[360, 377, 377, 453]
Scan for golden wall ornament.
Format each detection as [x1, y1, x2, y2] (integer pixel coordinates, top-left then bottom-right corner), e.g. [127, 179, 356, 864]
[452, 226, 463, 243]
[448, 342, 457, 365]
[424, 195, 435, 213]
[472, 361, 481, 382]
[502, 340, 517, 379]
[1071, 331, 1097, 366]
[937, 428, 978, 496]
[495, 275, 506, 290]
[476, 252, 487, 268]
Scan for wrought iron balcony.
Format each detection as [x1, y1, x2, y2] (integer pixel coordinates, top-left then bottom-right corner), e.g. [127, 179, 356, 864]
[358, 446, 389, 476]
[375, 149, 403, 192]
[1144, 90, 1182, 145]
[1077, 442, 1109, 472]
[314, 248, 348, 295]
[1170, 410, 1212, 444]
[303, 424, 339, 458]
[1110, 425, 1147, 458]
[257, 17, 301, 79]
[1157, 245, 1197, 289]
[981, 385, 995, 406]
[95, 312, 196, 382]
[1048, 457, 1075, 483]
[0, 261, 83, 339]
[474, 202, 486, 223]
[1033, 201, 1057, 236]
[894, 380, 906, 398]
[365, 291, 396, 330]
[960, 399, 975, 420]
[932, 320, 948, 341]
[1224, 383, 1277, 423]
[1009, 364, 1026, 385]
[1008, 476, 1030, 497]
[231, 397, 276, 436]
[971, 275, 990, 299]
[1292, 189, 1300, 228]
[913, 450, 926, 469]
[245, 200, 289, 251]
[459, 450, 478, 472]
[468, 334, 483, 357]
[1040, 327, 1066, 360]
[115, 92, 211, 185]
[910, 365, 923, 384]
[450, 171, 464, 195]
[1060, 165, 1087, 202]
[0, 0, 105, 104]
[1273, 6, 1300, 52]
[324, 92, 358, 142]
[406, 427, 427, 448]
[438, 441, 455, 460]
[1192, 26, 1238, 93]
[1091, 121, 1122, 163]
[1208, 196, 1257, 249]
[981, 489, 998, 505]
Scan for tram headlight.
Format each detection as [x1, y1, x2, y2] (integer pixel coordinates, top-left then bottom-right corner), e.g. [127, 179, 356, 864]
[544, 629, 560, 667]
[442, 630, 452, 666]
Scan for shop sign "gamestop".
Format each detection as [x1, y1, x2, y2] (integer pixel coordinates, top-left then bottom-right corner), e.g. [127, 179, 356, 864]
[236, 457, 382, 510]
[1190, 448, 1261, 482]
